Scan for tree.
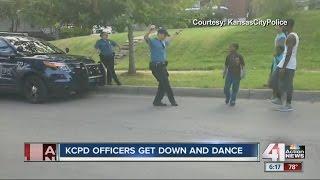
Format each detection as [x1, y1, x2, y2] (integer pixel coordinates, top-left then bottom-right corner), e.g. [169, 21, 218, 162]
[21, 0, 123, 30]
[250, 0, 295, 17]
[2, 0, 194, 74]
[114, 0, 194, 74]
[21, 0, 124, 39]
[0, 0, 29, 32]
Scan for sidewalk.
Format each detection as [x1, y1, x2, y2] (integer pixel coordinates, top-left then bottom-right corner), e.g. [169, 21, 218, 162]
[94, 85, 320, 102]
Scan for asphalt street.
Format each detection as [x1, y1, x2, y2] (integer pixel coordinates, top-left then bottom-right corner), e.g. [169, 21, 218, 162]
[0, 93, 319, 179]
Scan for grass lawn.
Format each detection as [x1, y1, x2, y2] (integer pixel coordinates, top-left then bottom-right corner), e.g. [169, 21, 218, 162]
[116, 11, 320, 71]
[51, 10, 320, 90]
[117, 70, 320, 90]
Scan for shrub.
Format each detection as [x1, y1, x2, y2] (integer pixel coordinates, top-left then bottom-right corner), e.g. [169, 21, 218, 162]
[59, 27, 91, 39]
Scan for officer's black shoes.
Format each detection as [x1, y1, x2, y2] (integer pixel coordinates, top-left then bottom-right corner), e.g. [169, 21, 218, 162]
[153, 100, 178, 106]
[153, 102, 167, 106]
[171, 102, 178, 106]
[107, 82, 121, 86]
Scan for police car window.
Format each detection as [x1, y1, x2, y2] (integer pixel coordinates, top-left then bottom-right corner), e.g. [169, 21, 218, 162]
[0, 39, 13, 55]
[12, 40, 64, 56]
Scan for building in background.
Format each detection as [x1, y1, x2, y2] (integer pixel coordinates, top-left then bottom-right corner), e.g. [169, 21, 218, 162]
[0, 17, 38, 32]
[187, 0, 250, 19]
[0, 17, 58, 40]
[224, 0, 249, 19]
[193, 0, 320, 19]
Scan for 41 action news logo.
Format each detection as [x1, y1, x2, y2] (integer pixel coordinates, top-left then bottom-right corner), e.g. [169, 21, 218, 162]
[262, 143, 305, 161]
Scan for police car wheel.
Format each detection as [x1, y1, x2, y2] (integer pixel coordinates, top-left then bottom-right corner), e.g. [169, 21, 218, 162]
[23, 76, 48, 104]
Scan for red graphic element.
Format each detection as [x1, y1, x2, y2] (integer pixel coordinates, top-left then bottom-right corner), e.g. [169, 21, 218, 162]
[43, 144, 57, 161]
[24, 143, 30, 161]
[284, 162, 303, 172]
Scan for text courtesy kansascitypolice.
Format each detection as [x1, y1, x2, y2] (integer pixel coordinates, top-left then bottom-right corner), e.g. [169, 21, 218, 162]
[192, 19, 288, 27]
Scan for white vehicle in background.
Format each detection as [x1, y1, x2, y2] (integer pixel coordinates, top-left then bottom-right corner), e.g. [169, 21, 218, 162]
[92, 25, 113, 34]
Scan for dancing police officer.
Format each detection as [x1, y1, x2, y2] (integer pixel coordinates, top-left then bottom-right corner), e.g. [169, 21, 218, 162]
[144, 25, 180, 106]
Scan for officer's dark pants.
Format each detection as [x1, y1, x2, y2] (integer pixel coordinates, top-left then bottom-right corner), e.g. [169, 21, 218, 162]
[150, 62, 176, 104]
[100, 54, 120, 85]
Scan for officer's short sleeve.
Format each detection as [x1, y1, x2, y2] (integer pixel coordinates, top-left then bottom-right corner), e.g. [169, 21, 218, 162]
[144, 36, 152, 46]
[146, 38, 156, 48]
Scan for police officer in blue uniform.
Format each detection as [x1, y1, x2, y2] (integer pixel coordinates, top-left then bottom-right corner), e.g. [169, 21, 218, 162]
[144, 25, 180, 106]
[95, 32, 121, 85]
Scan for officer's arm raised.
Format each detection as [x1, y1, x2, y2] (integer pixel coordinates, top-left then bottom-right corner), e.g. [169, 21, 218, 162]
[166, 30, 182, 42]
[144, 25, 156, 44]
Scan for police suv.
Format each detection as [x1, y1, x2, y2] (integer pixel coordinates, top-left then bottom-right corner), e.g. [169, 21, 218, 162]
[0, 32, 106, 103]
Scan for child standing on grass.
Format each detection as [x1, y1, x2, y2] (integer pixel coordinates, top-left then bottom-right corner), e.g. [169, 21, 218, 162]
[223, 43, 245, 106]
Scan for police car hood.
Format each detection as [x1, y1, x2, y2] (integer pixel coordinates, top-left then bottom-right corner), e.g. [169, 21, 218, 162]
[29, 54, 96, 64]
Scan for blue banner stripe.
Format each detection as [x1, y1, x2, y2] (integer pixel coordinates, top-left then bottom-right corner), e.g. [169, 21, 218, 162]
[59, 143, 259, 158]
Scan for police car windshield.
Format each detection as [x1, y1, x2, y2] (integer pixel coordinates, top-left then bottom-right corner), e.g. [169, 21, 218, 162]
[12, 40, 64, 56]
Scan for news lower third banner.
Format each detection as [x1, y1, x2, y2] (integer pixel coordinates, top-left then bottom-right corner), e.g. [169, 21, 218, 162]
[24, 143, 260, 162]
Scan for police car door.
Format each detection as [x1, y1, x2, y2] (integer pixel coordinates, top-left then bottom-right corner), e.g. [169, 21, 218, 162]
[0, 38, 17, 87]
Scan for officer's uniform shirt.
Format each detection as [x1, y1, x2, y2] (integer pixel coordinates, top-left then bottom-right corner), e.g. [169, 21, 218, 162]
[95, 39, 117, 57]
[145, 37, 169, 63]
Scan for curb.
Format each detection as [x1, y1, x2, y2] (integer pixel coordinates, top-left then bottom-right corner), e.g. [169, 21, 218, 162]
[93, 85, 320, 102]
